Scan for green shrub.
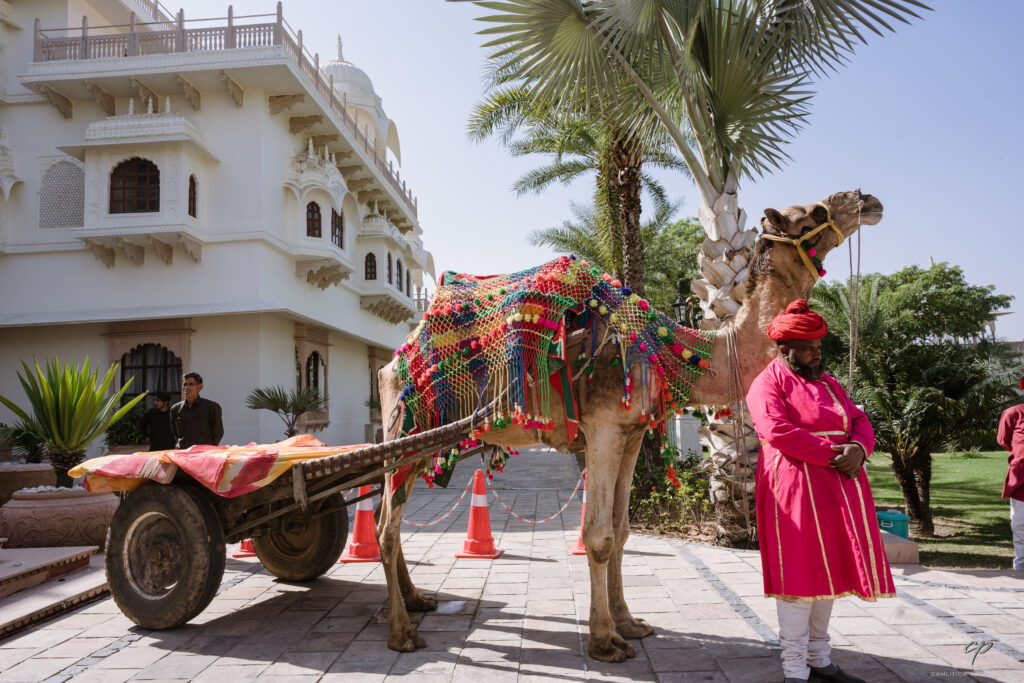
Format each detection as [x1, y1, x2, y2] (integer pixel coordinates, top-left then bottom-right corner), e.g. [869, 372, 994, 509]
[104, 402, 146, 447]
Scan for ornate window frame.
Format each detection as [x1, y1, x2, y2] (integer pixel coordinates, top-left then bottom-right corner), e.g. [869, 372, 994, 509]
[107, 318, 193, 397]
[109, 157, 160, 214]
[306, 201, 322, 238]
[295, 323, 330, 432]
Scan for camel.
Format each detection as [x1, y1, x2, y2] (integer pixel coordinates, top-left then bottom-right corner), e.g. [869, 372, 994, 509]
[376, 189, 884, 662]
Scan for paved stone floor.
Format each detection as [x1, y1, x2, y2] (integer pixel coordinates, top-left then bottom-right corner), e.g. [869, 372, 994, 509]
[1, 449, 1023, 682]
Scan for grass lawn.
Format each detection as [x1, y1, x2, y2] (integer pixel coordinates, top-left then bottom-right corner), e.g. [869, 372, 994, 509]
[865, 451, 1015, 569]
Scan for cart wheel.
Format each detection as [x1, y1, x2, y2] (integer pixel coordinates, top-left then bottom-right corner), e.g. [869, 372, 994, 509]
[105, 482, 225, 630]
[252, 494, 348, 581]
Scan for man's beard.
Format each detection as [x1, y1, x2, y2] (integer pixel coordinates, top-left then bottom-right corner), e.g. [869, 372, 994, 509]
[791, 359, 824, 381]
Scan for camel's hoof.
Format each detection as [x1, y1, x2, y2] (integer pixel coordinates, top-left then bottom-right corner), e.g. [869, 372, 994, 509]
[587, 632, 635, 662]
[616, 616, 655, 639]
[387, 626, 426, 652]
[404, 592, 438, 612]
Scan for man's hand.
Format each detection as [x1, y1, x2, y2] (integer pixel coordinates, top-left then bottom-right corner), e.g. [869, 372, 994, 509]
[830, 443, 866, 478]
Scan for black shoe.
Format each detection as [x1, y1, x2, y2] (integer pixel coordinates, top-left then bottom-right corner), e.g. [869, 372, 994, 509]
[809, 664, 866, 683]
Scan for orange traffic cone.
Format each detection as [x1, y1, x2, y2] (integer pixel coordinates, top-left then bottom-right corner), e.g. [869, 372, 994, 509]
[455, 469, 503, 559]
[571, 471, 588, 555]
[233, 538, 256, 558]
[340, 485, 381, 563]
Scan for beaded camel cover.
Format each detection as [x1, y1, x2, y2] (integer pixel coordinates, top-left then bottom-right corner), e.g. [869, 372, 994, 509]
[393, 255, 715, 485]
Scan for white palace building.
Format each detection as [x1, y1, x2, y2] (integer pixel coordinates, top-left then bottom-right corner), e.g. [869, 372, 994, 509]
[0, 1, 435, 451]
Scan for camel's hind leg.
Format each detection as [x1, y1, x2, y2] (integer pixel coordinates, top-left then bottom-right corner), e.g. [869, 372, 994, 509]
[608, 431, 655, 639]
[581, 425, 637, 662]
[378, 469, 426, 652]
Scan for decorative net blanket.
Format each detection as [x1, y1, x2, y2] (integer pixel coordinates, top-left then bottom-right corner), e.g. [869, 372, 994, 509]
[394, 255, 714, 482]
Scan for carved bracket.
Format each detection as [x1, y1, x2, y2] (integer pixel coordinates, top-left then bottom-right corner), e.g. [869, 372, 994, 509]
[296, 259, 351, 290]
[39, 85, 72, 119]
[117, 237, 145, 267]
[289, 115, 323, 134]
[150, 236, 175, 265]
[84, 239, 115, 268]
[220, 71, 243, 108]
[269, 94, 305, 115]
[84, 81, 115, 116]
[310, 134, 338, 148]
[175, 74, 201, 111]
[180, 234, 202, 262]
[130, 78, 157, 108]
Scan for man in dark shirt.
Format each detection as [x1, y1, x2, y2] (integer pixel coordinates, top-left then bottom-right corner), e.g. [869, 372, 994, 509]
[170, 372, 224, 448]
[139, 391, 176, 451]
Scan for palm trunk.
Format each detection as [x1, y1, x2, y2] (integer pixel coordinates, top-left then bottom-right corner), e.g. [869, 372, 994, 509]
[891, 452, 934, 537]
[611, 139, 645, 296]
[689, 174, 761, 546]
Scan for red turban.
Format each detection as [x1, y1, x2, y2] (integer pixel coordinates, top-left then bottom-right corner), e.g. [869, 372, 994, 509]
[767, 300, 828, 341]
[1019, 376, 1024, 390]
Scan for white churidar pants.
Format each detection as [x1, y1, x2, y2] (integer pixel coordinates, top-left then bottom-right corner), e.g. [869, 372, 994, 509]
[1011, 498, 1024, 571]
[776, 598, 834, 680]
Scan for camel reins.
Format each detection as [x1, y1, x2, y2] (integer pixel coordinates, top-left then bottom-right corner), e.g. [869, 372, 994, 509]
[760, 202, 845, 282]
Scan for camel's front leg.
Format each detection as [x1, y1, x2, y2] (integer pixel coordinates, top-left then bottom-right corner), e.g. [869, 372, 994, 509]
[395, 473, 438, 612]
[378, 469, 426, 652]
[608, 431, 655, 640]
[582, 428, 636, 662]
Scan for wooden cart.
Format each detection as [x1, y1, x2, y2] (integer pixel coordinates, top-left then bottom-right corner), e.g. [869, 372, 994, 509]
[104, 412, 485, 630]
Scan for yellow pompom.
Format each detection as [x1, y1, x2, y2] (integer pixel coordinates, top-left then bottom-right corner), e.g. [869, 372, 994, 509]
[514, 313, 524, 322]
[657, 326, 668, 337]
[589, 299, 598, 308]
[629, 294, 641, 304]
[682, 349, 693, 359]
[598, 305, 608, 315]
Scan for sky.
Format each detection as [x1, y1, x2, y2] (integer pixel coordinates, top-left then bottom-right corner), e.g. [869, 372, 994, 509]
[176, 0, 1024, 339]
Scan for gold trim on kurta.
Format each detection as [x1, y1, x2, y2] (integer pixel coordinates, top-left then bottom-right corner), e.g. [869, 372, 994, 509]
[820, 381, 849, 433]
[837, 476, 874, 596]
[773, 454, 784, 595]
[811, 430, 847, 437]
[766, 590, 896, 603]
[803, 461, 835, 595]
[854, 477, 884, 595]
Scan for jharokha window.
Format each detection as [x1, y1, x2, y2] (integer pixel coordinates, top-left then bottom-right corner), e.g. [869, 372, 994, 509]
[187, 175, 197, 218]
[306, 202, 322, 237]
[109, 157, 160, 213]
[406, 271, 411, 297]
[331, 209, 343, 248]
[396, 259, 403, 291]
[387, 253, 393, 284]
[365, 253, 377, 280]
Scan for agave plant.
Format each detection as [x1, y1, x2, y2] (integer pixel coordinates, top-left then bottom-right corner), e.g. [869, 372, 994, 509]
[246, 385, 326, 438]
[0, 358, 146, 486]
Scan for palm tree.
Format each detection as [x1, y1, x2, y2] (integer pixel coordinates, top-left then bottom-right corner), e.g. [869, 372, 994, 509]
[468, 55, 688, 293]
[245, 386, 327, 438]
[454, 0, 930, 543]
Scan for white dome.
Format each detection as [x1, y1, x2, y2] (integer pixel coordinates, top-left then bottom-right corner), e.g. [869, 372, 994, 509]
[322, 36, 376, 98]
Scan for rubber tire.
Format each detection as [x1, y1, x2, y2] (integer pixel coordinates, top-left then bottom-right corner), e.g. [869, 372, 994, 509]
[105, 482, 225, 630]
[251, 494, 348, 581]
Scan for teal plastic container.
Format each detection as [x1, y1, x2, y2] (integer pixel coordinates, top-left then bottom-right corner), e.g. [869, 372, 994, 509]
[876, 509, 909, 538]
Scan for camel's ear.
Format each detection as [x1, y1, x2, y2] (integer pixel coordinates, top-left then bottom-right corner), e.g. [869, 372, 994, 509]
[810, 204, 829, 223]
[763, 208, 787, 233]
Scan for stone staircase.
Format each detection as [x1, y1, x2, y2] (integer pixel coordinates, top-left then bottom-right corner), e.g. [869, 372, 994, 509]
[0, 546, 108, 637]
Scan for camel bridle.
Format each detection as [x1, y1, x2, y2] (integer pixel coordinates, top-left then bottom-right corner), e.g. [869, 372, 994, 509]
[760, 202, 845, 282]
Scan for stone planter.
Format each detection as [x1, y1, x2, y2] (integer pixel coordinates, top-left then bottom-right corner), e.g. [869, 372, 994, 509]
[0, 463, 56, 507]
[0, 488, 119, 548]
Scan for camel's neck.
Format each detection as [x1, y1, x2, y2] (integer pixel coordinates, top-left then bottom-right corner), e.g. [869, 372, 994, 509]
[690, 245, 816, 405]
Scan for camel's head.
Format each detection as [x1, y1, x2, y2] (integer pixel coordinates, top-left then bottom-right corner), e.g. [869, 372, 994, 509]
[747, 190, 883, 294]
[761, 190, 883, 263]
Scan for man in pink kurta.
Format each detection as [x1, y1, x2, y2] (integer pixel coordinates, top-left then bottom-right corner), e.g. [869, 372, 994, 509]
[746, 300, 895, 683]
[996, 376, 1024, 571]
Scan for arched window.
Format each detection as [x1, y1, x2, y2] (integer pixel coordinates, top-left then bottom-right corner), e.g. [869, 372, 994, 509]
[306, 202, 321, 237]
[365, 253, 377, 280]
[331, 209, 343, 248]
[406, 271, 411, 297]
[396, 259, 403, 291]
[110, 157, 160, 213]
[187, 175, 197, 218]
[119, 343, 183, 404]
[39, 161, 84, 229]
[305, 351, 323, 393]
[387, 253, 393, 285]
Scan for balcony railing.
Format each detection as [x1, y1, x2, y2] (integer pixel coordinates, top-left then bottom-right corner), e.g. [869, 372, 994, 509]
[31, 2, 417, 218]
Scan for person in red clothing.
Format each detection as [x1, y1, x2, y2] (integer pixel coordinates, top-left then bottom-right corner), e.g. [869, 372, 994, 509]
[746, 300, 893, 683]
[997, 376, 1024, 571]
